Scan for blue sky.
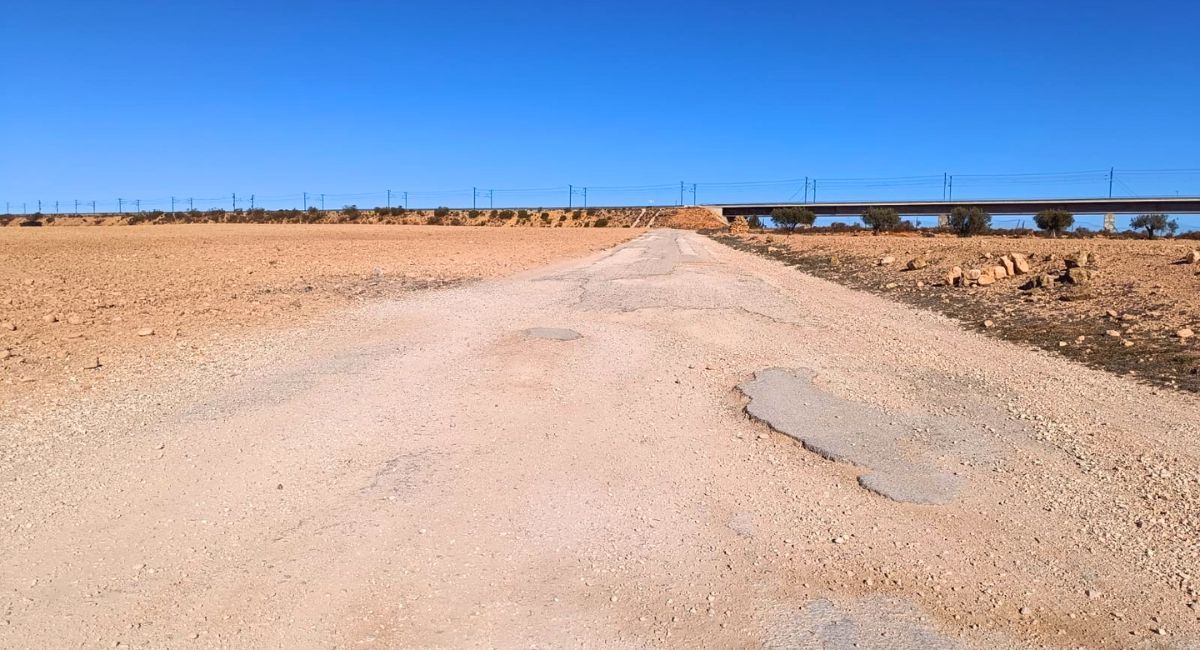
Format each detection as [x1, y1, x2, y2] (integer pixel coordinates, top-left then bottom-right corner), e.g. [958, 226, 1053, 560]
[2, 0, 1197, 212]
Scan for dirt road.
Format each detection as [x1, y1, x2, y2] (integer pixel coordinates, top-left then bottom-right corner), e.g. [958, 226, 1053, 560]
[2, 230, 1197, 648]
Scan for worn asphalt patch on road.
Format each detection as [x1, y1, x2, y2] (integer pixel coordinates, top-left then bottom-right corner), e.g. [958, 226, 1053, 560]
[765, 597, 973, 649]
[738, 367, 964, 505]
[523, 327, 583, 341]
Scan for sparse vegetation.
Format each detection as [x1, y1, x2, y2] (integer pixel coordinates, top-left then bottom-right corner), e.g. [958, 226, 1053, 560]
[343, 205, 361, 219]
[861, 207, 902, 233]
[1130, 213, 1178, 240]
[594, 218, 609, 228]
[747, 215, 763, 229]
[948, 206, 991, 237]
[1034, 209, 1074, 237]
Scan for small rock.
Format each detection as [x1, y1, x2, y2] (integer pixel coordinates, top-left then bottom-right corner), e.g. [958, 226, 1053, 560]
[983, 320, 995, 328]
[878, 255, 895, 266]
[1178, 328, 1194, 339]
[945, 266, 963, 286]
[1184, 250, 1200, 264]
[42, 314, 58, 324]
[136, 328, 155, 337]
[1065, 252, 1090, 268]
[1106, 330, 1121, 338]
[905, 256, 928, 270]
[82, 358, 101, 370]
[992, 264, 1008, 279]
[1000, 255, 1015, 276]
[1064, 267, 1092, 285]
[1, 322, 15, 331]
[1105, 309, 1119, 319]
[884, 282, 898, 289]
[1010, 253, 1031, 274]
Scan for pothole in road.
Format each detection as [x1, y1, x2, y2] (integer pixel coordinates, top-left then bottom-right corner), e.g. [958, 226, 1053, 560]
[523, 327, 582, 341]
[737, 367, 964, 505]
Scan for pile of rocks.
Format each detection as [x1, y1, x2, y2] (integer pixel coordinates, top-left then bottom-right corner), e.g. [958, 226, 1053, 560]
[944, 253, 1031, 288]
[728, 216, 750, 234]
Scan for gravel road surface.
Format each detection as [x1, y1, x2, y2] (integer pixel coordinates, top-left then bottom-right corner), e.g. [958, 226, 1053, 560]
[2, 229, 1197, 648]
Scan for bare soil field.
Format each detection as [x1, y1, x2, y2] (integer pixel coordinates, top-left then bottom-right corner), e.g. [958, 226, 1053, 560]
[714, 231, 1200, 393]
[4, 205, 726, 229]
[0, 225, 639, 407]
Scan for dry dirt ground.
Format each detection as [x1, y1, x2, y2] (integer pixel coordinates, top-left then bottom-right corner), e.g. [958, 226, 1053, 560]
[0, 225, 638, 410]
[2, 229, 1199, 648]
[714, 232, 1200, 393]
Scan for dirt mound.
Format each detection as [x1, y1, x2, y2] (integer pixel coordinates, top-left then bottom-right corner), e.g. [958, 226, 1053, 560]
[659, 206, 728, 230]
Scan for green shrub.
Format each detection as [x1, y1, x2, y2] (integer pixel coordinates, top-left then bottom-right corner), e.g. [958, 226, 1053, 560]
[861, 207, 901, 233]
[948, 206, 991, 236]
[497, 209, 515, 220]
[772, 207, 816, 234]
[1034, 209, 1074, 237]
[594, 217, 609, 227]
[433, 206, 451, 218]
[1130, 213, 1177, 239]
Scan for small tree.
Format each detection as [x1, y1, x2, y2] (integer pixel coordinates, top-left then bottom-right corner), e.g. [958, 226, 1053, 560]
[948, 206, 991, 237]
[747, 215, 763, 229]
[1033, 209, 1074, 237]
[343, 204, 361, 219]
[772, 207, 816, 235]
[1130, 213, 1177, 240]
[861, 206, 901, 233]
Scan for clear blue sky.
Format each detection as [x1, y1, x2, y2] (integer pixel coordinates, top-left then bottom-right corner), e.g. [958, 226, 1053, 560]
[2, 0, 1198, 212]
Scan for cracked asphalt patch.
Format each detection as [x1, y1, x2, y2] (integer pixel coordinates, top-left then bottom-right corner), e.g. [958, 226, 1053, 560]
[765, 596, 992, 649]
[738, 367, 964, 505]
[523, 327, 583, 341]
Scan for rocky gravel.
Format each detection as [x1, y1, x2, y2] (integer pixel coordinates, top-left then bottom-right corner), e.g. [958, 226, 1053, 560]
[715, 231, 1200, 393]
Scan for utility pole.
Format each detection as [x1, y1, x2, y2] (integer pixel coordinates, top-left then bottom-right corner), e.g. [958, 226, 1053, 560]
[118, 198, 124, 214]
[488, 190, 494, 209]
[943, 173, 948, 201]
[38, 200, 42, 213]
[170, 197, 176, 215]
[948, 175, 953, 202]
[55, 201, 59, 214]
[320, 194, 325, 210]
[680, 181, 685, 206]
[691, 183, 697, 205]
[568, 185, 573, 209]
[387, 189, 391, 209]
[232, 193, 237, 210]
[250, 194, 255, 210]
[303, 192, 307, 210]
[91, 200, 96, 214]
[804, 177, 809, 203]
[1108, 167, 1114, 198]
[135, 199, 140, 213]
[74, 199, 79, 215]
[188, 197, 194, 211]
[472, 187, 477, 210]
[403, 192, 408, 210]
[582, 187, 588, 208]
[812, 180, 817, 203]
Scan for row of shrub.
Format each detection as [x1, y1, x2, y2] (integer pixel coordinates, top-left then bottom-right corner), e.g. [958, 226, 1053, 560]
[769, 206, 1182, 239]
